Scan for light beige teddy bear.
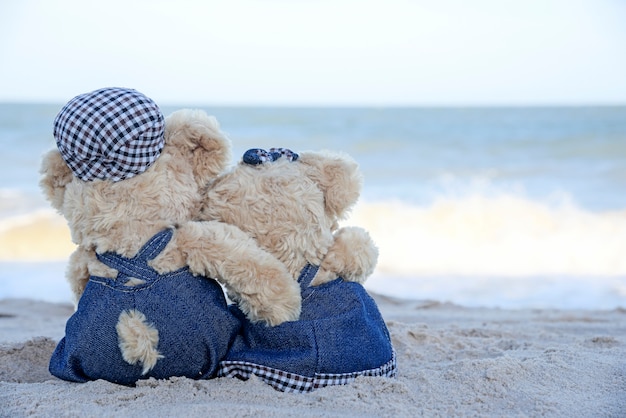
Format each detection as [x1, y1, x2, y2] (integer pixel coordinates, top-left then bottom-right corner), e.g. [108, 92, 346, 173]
[40, 88, 303, 385]
[199, 148, 396, 392]
[200, 148, 379, 289]
[40, 102, 300, 327]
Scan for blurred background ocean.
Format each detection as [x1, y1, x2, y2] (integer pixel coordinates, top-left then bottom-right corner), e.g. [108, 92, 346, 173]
[2, 0, 626, 309]
[1, 103, 625, 310]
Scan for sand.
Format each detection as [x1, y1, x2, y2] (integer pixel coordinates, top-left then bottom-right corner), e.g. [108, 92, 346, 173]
[1, 296, 625, 417]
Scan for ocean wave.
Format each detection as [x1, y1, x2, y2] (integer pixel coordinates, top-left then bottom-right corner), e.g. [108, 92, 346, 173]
[2, 196, 626, 279]
[344, 195, 626, 277]
[0, 210, 74, 261]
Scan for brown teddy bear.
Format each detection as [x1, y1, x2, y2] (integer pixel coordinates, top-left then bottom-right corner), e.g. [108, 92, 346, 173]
[39, 88, 301, 385]
[200, 148, 396, 392]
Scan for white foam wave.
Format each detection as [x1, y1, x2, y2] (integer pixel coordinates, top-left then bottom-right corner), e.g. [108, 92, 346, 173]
[1, 199, 624, 309]
[344, 195, 626, 277]
[3, 194, 626, 276]
[0, 189, 45, 217]
[0, 209, 74, 261]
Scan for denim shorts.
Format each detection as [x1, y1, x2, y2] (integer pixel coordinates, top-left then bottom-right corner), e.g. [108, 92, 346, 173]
[218, 264, 397, 392]
[49, 229, 240, 385]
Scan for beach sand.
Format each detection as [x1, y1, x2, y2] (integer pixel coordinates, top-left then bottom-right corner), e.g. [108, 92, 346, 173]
[1, 296, 624, 417]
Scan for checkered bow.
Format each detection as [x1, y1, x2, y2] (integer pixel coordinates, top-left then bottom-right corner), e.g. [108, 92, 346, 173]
[242, 148, 299, 166]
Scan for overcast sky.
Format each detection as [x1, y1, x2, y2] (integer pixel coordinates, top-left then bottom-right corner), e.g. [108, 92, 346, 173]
[1, 0, 625, 106]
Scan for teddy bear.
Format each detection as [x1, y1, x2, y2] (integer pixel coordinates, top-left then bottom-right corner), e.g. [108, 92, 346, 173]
[199, 147, 397, 392]
[39, 88, 301, 385]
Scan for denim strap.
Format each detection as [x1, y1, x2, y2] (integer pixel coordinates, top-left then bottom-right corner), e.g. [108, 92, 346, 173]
[96, 229, 174, 280]
[297, 264, 319, 292]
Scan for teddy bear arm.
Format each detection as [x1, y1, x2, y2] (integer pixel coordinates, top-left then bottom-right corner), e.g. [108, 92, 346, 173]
[159, 221, 302, 326]
[66, 247, 90, 305]
[314, 226, 379, 286]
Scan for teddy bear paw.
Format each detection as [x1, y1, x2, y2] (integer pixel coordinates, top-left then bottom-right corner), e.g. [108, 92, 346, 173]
[236, 280, 302, 327]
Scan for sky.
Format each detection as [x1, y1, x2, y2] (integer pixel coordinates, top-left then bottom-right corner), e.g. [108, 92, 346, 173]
[1, 0, 625, 106]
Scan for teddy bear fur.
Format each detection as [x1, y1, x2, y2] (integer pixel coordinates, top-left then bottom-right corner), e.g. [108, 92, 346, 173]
[39, 109, 301, 327]
[199, 149, 379, 292]
[199, 149, 394, 392]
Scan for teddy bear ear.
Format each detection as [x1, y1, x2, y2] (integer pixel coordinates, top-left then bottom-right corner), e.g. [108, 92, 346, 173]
[39, 149, 74, 211]
[299, 151, 363, 219]
[164, 109, 232, 186]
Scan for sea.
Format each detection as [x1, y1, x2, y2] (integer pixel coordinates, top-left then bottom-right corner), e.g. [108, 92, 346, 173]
[1, 103, 625, 310]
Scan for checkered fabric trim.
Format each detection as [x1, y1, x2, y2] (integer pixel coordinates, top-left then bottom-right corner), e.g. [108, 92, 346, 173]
[242, 147, 299, 166]
[53, 87, 165, 182]
[217, 352, 397, 393]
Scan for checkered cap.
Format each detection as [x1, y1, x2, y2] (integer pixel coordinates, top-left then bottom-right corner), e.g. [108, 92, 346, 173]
[53, 87, 165, 182]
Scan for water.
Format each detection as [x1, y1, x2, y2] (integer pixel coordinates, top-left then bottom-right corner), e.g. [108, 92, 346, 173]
[1, 103, 625, 309]
[199, 106, 626, 211]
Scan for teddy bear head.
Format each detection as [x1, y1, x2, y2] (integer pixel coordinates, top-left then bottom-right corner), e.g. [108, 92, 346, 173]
[200, 148, 369, 283]
[39, 88, 231, 259]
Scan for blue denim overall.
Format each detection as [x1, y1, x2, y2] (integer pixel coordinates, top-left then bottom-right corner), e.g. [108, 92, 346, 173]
[49, 229, 240, 385]
[218, 264, 397, 392]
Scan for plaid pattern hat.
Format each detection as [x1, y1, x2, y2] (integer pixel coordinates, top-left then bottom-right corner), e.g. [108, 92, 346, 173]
[53, 87, 165, 182]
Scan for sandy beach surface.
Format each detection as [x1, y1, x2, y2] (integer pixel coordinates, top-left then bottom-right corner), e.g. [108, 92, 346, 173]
[1, 296, 625, 417]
